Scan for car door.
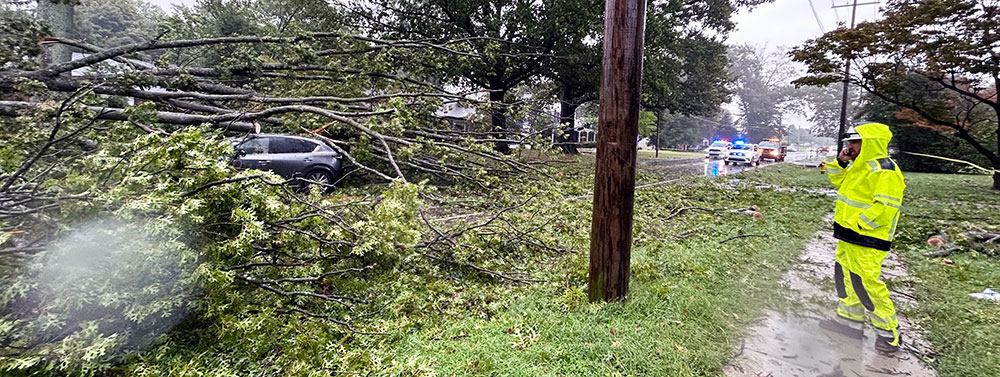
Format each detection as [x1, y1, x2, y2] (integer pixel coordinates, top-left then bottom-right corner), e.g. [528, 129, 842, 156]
[234, 136, 271, 171]
[267, 137, 318, 178]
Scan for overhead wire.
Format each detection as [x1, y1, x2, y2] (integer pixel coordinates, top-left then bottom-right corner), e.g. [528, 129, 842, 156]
[808, 0, 827, 33]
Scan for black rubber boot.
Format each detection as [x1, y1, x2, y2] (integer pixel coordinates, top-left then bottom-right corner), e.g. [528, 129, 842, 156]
[818, 318, 864, 339]
[874, 333, 903, 353]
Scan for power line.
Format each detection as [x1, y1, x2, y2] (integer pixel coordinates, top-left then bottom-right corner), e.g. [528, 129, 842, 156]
[808, 0, 826, 33]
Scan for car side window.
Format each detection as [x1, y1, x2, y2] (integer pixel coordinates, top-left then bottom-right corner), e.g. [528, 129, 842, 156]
[270, 137, 317, 153]
[236, 137, 268, 154]
[315, 142, 333, 152]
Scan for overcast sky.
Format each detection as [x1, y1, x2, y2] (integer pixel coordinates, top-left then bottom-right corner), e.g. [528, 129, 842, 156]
[727, 0, 882, 49]
[148, 0, 193, 12]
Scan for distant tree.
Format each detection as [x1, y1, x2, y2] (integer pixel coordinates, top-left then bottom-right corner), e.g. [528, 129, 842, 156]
[727, 44, 802, 142]
[655, 114, 703, 149]
[792, 0, 1000, 189]
[711, 110, 740, 141]
[728, 45, 802, 142]
[799, 84, 862, 138]
[75, 0, 165, 48]
[653, 110, 739, 150]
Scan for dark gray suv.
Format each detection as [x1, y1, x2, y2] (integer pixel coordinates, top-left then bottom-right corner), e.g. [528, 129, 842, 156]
[230, 134, 343, 189]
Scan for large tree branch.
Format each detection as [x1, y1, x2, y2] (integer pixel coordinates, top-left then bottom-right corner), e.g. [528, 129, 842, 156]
[0, 101, 256, 131]
[36, 35, 340, 77]
[862, 82, 1000, 166]
[922, 72, 999, 109]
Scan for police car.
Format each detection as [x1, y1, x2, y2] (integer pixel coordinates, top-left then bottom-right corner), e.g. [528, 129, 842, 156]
[705, 140, 732, 159]
[724, 141, 762, 166]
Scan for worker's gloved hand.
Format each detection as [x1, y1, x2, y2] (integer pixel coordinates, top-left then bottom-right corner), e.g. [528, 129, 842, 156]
[838, 148, 854, 162]
[837, 149, 855, 167]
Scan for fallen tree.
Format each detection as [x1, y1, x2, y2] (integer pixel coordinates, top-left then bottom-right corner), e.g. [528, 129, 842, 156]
[0, 17, 570, 375]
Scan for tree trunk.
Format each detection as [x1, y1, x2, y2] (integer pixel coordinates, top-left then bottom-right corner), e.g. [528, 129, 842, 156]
[37, 0, 75, 67]
[489, 89, 511, 154]
[654, 108, 664, 157]
[557, 83, 580, 154]
[588, 0, 647, 303]
[995, 111, 1000, 190]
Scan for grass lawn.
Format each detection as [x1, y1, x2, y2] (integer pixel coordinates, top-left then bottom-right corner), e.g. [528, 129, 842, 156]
[636, 150, 706, 160]
[735, 164, 1000, 377]
[391, 163, 833, 376]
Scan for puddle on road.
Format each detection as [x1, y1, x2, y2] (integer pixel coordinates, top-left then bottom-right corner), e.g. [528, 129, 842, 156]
[725, 214, 936, 377]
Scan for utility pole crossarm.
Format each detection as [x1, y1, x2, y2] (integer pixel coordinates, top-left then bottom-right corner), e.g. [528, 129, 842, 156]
[831, 1, 879, 9]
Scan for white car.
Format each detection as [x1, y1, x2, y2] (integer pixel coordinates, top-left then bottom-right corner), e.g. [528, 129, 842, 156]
[705, 140, 732, 159]
[725, 143, 762, 166]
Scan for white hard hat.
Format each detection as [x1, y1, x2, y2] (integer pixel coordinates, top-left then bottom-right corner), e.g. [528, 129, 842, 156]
[841, 126, 862, 142]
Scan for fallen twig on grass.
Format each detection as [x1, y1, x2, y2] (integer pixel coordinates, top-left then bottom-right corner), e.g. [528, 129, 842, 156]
[961, 231, 1000, 243]
[719, 234, 769, 244]
[924, 247, 961, 258]
[889, 288, 919, 303]
[664, 207, 716, 220]
[663, 205, 760, 221]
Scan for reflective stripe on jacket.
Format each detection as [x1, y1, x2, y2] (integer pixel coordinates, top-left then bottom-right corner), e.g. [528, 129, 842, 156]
[825, 123, 905, 251]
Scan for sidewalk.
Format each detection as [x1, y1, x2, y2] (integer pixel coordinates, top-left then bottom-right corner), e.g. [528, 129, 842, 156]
[724, 214, 937, 377]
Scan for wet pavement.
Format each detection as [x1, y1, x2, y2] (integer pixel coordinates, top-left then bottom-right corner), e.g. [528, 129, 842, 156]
[636, 151, 827, 178]
[723, 215, 937, 377]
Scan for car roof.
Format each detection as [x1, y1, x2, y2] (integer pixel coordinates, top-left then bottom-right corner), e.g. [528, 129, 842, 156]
[231, 133, 326, 143]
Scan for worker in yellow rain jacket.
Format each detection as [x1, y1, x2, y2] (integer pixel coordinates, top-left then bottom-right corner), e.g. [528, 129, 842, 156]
[820, 122, 905, 353]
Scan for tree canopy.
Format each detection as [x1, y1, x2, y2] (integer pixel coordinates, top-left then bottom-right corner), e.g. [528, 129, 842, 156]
[791, 0, 1000, 188]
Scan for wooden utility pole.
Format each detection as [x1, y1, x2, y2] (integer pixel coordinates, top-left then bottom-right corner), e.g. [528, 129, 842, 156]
[834, 0, 876, 151]
[588, 0, 647, 302]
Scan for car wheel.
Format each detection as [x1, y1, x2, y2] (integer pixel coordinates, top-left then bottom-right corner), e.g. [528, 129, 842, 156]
[303, 170, 333, 191]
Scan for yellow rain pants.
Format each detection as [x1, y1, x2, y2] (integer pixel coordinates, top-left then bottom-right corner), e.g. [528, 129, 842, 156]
[834, 241, 899, 344]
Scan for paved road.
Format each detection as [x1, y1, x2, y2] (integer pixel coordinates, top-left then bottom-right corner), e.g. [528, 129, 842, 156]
[637, 151, 827, 178]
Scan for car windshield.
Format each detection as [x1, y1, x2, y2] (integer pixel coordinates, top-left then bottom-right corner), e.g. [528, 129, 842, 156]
[710, 141, 728, 147]
[732, 144, 752, 150]
[760, 142, 780, 148]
